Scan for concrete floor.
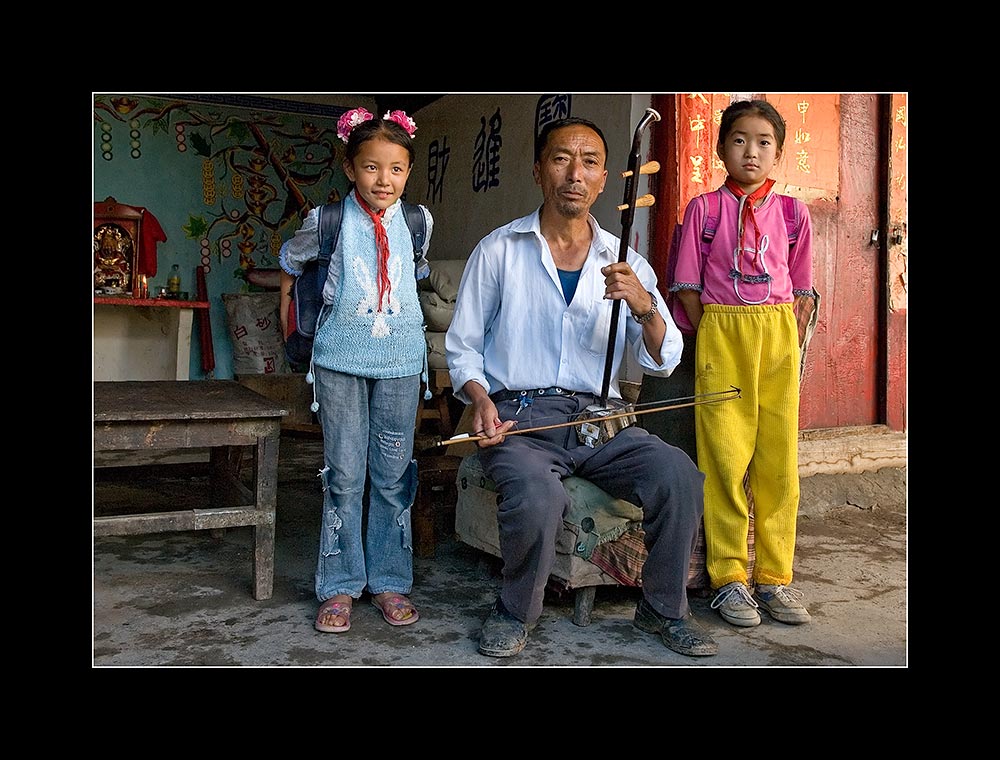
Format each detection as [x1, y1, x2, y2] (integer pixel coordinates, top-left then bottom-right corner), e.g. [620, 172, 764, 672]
[93, 436, 907, 668]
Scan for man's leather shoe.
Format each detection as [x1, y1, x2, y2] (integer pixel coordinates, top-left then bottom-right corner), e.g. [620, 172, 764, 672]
[479, 598, 532, 657]
[633, 596, 718, 657]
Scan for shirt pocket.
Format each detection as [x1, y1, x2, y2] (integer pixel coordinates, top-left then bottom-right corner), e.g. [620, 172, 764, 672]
[580, 295, 613, 356]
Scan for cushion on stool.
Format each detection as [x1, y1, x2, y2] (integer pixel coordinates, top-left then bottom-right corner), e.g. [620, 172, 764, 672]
[455, 453, 646, 590]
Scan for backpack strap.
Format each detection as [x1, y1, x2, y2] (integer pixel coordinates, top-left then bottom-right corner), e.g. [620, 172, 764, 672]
[316, 201, 344, 305]
[779, 193, 800, 245]
[699, 189, 722, 271]
[317, 201, 343, 257]
[701, 189, 722, 248]
[402, 201, 430, 280]
[401, 201, 426, 258]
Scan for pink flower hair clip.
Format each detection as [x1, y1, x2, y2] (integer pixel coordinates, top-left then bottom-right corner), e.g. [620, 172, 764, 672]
[337, 107, 418, 143]
[337, 107, 375, 143]
[383, 110, 418, 137]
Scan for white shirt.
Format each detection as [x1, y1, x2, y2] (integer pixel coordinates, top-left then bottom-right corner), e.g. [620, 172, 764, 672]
[446, 207, 682, 403]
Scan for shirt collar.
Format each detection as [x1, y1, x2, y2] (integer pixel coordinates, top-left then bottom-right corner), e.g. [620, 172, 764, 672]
[587, 214, 617, 262]
[515, 206, 617, 262]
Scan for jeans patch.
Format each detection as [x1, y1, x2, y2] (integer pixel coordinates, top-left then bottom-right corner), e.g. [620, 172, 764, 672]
[400, 506, 413, 551]
[377, 429, 408, 460]
[321, 508, 343, 557]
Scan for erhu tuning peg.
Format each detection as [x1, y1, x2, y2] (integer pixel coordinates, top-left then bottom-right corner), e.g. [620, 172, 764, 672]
[621, 160, 661, 178]
[617, 194, 656, 212]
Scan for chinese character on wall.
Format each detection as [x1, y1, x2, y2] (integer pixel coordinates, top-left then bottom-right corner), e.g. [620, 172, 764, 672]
[473, 108, 502, 193]
[535, 94, 572, 141]
[769, 94, 838, 196]
[427, 137, 450, 204]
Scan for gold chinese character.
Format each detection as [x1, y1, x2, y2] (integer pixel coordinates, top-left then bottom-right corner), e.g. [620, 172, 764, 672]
[713, 109, 723, 126]
[687, 93, 710, 105]
[895, 136, 906, 152]
[795, 149, 812, 174]
[895, 106, 907, 127]
[689, 115, 706, 148]
[689, 155, 705, 184]
[794, 127, 811, 145]
[797, 101, 810, 124]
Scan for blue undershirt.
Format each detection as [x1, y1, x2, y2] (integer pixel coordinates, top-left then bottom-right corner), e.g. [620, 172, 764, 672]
[557, 268, 582, 305]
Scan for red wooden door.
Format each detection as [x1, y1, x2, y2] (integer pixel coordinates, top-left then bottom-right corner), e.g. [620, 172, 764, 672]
[797, 94, 881, 429]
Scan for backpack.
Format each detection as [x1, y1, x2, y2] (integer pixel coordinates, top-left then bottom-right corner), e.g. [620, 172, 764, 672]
[285, 200, 429, 366]
[664, 189, 800, 336]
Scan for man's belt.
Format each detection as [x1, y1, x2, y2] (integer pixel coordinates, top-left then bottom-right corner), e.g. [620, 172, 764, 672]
[489, 387, 580, 403]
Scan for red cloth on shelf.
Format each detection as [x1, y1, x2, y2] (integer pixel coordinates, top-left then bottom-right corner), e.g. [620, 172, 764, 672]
[108, 202, 167, 278]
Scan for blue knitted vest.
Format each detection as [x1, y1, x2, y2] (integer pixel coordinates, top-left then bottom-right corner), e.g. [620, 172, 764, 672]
[311, 199, 424, 378]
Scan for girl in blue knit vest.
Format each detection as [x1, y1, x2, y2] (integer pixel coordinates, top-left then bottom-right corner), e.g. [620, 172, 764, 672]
[279, 108, 433, 634]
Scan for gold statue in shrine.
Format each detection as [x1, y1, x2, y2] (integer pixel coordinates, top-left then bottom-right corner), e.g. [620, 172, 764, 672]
[94, 223, 134, 292]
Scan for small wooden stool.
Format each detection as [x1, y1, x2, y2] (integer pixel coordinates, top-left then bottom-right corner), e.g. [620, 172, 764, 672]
[413, 454, 462, 558]
[416, 369, 454, 438]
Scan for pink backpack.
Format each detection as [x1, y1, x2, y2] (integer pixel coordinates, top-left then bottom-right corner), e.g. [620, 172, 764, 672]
[664, 189, 800, 335]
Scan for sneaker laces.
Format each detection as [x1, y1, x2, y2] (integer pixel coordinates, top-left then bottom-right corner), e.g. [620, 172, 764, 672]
[711, 583, 758, 610]
[763, 585, 804, 606]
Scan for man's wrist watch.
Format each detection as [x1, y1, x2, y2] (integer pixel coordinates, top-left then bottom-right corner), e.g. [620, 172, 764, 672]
[632, 290, 658, 324]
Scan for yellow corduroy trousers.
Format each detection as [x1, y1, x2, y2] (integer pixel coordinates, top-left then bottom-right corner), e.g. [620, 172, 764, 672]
[695, 303, 800, 589]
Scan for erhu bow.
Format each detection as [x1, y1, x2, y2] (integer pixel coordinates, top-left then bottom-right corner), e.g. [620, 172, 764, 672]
[432, 387, 741, 448]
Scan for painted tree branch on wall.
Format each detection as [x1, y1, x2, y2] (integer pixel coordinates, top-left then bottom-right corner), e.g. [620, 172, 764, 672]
[94, 95, 347, 289]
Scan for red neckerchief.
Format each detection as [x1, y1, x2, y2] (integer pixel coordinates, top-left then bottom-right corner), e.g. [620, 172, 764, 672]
[725, 176, 775, 271]
[355, 194, 392, 312]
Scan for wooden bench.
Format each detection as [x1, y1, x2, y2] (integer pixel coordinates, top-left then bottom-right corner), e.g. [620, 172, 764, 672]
[93, 380, 287, 600]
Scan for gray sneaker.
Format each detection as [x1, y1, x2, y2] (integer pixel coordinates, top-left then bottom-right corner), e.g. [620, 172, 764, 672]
[754, 584, 811, 624]
[710, 581, 761, 627]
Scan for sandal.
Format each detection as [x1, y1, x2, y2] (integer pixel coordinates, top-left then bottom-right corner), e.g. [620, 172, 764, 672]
[371, 593, 420, 627]
[315, 596, 353, 633]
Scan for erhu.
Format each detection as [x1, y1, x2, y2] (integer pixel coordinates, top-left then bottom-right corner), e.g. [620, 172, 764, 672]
[599, 106, 662, 404]
[575, 108, 663, 447]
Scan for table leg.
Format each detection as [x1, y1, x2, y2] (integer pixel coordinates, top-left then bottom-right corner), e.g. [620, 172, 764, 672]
[252, 431, 280, 600]
[175, 308, 194, 381]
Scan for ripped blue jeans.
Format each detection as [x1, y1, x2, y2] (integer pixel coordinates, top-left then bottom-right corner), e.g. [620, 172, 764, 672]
[313, 368, 419, 603]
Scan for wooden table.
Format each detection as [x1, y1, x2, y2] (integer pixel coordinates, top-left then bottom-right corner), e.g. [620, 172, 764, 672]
[93, 381, 287, 600]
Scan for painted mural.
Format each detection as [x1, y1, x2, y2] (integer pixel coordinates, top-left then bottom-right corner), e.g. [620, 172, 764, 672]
[94, 94, 352, 379]
[94, 94, 349, 280]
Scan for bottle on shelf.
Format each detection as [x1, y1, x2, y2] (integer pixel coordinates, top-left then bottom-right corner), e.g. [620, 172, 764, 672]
[167, 264, 181, 297]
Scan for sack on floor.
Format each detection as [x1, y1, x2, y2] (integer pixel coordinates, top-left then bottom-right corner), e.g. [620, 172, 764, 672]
[224, 292, 291, 375]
